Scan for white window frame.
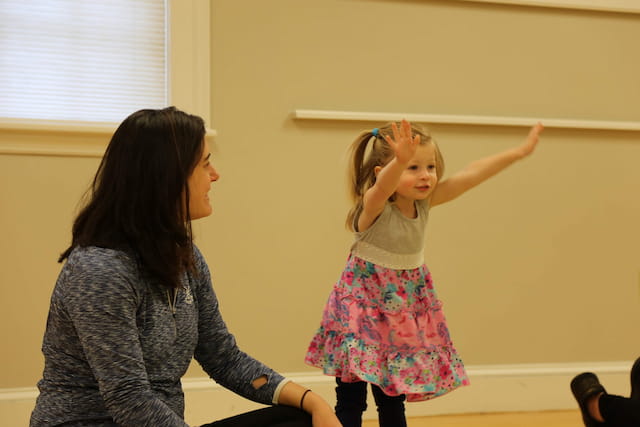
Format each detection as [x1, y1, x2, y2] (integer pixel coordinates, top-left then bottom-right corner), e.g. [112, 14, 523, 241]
[0, 0, 212, 157]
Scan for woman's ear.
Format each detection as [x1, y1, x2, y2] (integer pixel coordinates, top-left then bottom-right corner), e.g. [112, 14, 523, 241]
[374, 165, 382, 177]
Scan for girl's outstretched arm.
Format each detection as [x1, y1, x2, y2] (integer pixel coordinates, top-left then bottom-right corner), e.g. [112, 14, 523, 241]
[430, 122, 543, 207]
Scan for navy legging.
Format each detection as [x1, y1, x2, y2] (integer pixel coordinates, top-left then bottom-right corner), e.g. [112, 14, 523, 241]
[334, 378, 407, 427]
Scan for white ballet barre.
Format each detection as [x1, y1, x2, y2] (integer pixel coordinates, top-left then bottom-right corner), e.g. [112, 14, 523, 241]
[454, 0, 640, 14]
[293, 109, 640, 132]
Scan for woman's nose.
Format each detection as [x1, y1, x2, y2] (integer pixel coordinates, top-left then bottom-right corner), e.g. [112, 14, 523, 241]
[210, 167, 220, 182]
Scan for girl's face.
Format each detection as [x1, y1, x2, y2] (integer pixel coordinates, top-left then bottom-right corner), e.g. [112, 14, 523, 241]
[187, 141, 219, 220]
[394, 143, 438, 203]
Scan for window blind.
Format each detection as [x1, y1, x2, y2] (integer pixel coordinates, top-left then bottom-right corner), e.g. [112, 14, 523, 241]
[0, 0, 167, 123]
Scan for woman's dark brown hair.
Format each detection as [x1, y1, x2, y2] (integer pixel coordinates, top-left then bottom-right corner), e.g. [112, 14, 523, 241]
[59, 107, 206, 288]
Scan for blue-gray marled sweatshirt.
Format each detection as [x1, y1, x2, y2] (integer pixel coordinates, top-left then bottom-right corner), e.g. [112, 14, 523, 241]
[30, 246, 286, 426]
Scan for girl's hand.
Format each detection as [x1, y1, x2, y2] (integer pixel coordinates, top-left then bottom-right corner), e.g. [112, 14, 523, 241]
[383, 119, 420, 164]
[517, 122, 544, 158]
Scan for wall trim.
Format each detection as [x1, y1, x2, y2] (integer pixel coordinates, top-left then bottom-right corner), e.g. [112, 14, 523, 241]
[455, 0, 640, 14]
[1, 361, 632, 424]
[293, 109, 640, 132]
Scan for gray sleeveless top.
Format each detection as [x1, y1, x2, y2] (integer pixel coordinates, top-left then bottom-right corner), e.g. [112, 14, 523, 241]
[350, 200, 430, 270]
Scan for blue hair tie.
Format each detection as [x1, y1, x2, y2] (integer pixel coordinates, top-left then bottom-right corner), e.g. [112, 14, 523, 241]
[372, 128, 379, 137]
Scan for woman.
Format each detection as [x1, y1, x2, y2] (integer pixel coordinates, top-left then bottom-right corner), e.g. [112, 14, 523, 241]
[30, 107, 340, 427]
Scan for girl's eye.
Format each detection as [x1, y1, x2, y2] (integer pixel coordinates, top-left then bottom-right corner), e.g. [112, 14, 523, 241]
[409, 165, 418, 170]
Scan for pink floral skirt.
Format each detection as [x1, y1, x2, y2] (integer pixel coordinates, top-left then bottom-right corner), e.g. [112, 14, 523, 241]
[305, 255, 469, 402]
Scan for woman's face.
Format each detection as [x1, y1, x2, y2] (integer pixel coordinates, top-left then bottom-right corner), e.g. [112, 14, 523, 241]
[187, 141, 219, 220]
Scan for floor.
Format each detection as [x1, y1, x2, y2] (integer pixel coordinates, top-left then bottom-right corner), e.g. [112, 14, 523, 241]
[362, 409, 584, 426]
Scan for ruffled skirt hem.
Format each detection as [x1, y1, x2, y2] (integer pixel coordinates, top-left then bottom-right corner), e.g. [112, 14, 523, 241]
[305, 331, 469, 402]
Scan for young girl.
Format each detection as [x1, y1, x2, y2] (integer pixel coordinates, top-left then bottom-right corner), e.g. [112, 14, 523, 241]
[305, 119, 544, 427]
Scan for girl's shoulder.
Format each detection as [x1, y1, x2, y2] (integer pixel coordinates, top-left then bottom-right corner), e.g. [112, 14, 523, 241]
[355, 202, 393, 235]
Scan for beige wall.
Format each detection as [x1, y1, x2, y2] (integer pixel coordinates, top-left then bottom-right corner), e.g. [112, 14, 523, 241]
[2, 0, 640, 393]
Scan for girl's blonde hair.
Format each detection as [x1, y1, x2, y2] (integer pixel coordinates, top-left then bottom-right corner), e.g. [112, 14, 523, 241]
[345, 122, 445, 231]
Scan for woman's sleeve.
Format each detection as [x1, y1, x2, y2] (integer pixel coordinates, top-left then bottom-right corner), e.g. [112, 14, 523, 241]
[191, 249, 287, 405]
[64, 251, 189, 426]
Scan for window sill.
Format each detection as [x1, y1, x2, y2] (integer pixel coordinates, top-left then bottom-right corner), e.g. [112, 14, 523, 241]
[0, 119, 217, 158]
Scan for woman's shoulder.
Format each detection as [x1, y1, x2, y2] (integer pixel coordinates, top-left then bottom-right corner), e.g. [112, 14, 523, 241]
[65, 246, 139, 278]
[56, 246, 144, 301]
[68, 245, 134, 262]
[190, 244, 212, 279]
[191, 244, 207, 266]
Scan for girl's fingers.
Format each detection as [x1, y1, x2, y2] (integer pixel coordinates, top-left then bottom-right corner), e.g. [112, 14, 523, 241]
[391, 122, 400, 140]
[524, 123, 542, 144]
[401, 120, 418, 146]
[531, 122, 544, 137]
[383, 120, 418, 152]
[383, 134, 395, 148]
[402, 119, 411, 134]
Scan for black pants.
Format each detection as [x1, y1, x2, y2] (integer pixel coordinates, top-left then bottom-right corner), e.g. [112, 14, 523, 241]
[335, 378, 406, 427]
[200, 405, 311, 427]
[599, 394, 640, 427]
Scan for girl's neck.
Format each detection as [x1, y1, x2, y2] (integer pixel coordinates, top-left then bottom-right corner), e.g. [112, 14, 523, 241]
[393, 198, 417, 218]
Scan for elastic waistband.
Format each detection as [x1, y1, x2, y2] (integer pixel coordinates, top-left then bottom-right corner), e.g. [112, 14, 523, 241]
[350, 240, 425, 270]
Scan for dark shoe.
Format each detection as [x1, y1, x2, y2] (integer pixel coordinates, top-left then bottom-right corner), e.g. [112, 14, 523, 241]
[571, 372, 606, 426]
[630, 357, 640, 400]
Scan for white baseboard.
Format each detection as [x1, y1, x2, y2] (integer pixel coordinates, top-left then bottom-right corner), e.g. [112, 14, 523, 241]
[1, 361, 633, 426]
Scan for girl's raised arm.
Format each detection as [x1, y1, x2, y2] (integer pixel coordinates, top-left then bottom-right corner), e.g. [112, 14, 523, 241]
[430, 122, 543, 207]
[358, 120, 419, 231]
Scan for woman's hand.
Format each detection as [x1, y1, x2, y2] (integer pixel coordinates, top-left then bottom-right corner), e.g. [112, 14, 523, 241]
[302, 390, 341, 426]
[278, 382, 342, 426]
[309, 404, 342, 427]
